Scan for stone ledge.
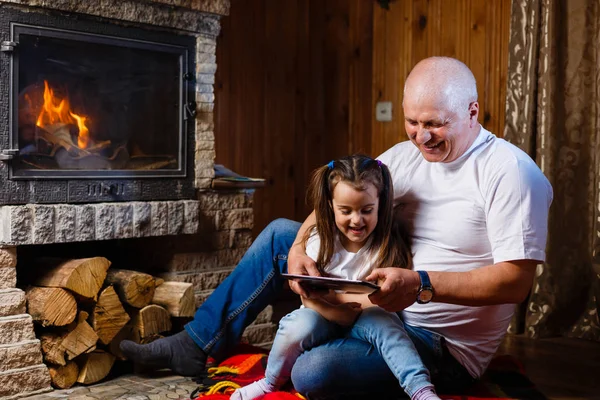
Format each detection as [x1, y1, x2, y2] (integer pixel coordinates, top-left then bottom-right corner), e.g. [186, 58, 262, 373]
[0, 314, 36, 345]
[0, 0, 225, 34]
[0, 266, 17, 289]
[0, 364, 51, 399]
[0, 340, 43, 372]
[0, 289, 26, 317]
[0, 200, 199, 246]
[0, 247, 16, 268]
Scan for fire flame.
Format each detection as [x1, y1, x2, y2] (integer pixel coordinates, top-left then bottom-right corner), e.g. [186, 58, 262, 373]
[35, 80, 90, 149]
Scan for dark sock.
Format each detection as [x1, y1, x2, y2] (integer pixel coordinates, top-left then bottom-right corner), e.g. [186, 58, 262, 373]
[119, 330, 207, 377]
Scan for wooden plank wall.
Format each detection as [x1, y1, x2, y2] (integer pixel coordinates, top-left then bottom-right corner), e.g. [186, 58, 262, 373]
[215, 0, 511, 235]
[372, 0, 512, 156]
[215, 0, 373, 235]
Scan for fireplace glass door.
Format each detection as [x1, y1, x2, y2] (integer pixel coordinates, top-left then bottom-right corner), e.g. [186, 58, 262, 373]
[9, 23, 190, 178]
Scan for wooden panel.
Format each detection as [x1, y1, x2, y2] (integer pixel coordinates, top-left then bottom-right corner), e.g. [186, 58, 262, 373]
[348, 0, 373, 155]
[215, 0, 374, 234]
[215, 0, 510, 235]
[371, 0, 511, 157]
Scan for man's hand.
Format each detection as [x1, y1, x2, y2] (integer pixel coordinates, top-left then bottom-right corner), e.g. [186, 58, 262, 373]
[287, 243, 321, 298]
[366, 268, 421, 312]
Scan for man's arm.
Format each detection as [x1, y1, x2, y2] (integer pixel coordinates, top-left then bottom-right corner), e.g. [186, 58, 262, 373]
[287, 211, 321, 297]
[367, 259, 537, 312]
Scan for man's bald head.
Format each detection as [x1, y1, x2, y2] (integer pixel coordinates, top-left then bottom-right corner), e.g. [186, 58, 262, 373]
[403, 57, 478, 115]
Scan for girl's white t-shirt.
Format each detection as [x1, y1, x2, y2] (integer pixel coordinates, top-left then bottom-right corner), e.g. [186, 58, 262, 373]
[305, 232, 377, 281]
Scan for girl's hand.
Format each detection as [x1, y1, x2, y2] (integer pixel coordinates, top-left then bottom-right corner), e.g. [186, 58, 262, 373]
[366, 268, 420, 312]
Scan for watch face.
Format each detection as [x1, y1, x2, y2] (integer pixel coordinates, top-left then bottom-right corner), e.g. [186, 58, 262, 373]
[418, 289, 434, 303]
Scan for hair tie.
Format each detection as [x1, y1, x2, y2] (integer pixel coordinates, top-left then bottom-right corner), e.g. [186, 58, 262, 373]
[327, 160, 335, 169]
[377, 160, 383, 167]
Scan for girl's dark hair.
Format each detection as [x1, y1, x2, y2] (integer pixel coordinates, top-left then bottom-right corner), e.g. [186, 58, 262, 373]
[302, 154, 412, 273]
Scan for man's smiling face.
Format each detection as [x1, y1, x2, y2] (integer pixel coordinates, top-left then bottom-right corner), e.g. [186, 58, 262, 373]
[403, 94, 478, 163]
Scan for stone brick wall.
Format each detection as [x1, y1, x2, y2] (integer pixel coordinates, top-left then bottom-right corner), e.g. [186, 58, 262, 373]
[0, 248, 52, 398]
[160, 191, 277, 348]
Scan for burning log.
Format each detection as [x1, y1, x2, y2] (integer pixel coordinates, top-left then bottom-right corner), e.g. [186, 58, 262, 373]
[152, 281, 195, 318]
[35, 257, 111, 300]
[76, 350, 116, 385]
[89, 286, 131, 345]
[48, 361, 79, 389]
[26, 286, 77, 327]
[105, 269, 156, 308]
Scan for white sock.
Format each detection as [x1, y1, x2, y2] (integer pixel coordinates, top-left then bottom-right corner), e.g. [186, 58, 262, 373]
[230, 378, 278, 400]
[411, 385, 441, 400]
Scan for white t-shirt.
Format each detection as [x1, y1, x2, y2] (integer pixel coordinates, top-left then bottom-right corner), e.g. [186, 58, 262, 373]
[305, 232, 377, 280]
[377, 126, 553, 378]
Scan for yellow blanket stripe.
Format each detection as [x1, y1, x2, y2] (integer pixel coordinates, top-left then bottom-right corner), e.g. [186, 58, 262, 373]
[207, 354, 266, 377]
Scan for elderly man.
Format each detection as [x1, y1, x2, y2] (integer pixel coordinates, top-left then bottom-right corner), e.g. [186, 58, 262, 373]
[122, 57, 552, 399]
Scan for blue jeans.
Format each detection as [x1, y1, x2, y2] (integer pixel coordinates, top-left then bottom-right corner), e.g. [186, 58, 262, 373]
[185, 218, 474, 399]
[265, 307, 434, 398]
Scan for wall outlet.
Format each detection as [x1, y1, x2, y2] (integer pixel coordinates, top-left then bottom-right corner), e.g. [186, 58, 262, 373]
[376, 101, 393, 122]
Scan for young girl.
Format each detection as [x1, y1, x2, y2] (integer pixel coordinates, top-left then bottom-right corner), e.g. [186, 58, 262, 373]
[231, 155, 441, 400]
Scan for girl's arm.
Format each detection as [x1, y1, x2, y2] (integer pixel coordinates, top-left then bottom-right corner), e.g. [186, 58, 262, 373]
[329, 292, 375, 309]
[301, 296, 361, 327]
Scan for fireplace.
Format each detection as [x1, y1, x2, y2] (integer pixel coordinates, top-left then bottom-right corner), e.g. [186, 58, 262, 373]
[0, 1, 276, 398]
[1, 7, 196, 203]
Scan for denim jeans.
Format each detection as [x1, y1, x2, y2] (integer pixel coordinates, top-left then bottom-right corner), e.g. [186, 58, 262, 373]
[185, 218, 300, 359]
[185, 218, 474, 399]
[265, 307, 434, 398]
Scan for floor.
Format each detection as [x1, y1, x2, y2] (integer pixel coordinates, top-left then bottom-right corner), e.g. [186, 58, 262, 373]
[29, 371, 200, 400]
[496, 335, 600, 400]
[26, 335, 600, 400]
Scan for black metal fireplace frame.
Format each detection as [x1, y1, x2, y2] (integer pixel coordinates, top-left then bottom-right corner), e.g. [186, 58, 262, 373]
[0, 6, 197, 204]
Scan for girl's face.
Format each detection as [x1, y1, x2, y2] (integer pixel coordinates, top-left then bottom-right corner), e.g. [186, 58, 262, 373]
[331, 180, 379, 253]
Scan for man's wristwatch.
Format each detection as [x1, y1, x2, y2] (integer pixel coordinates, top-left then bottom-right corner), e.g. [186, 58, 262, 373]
[416, 270, 434, 304]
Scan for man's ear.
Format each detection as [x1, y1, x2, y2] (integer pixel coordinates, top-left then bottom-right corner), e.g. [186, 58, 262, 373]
[468, 101, 479, 128]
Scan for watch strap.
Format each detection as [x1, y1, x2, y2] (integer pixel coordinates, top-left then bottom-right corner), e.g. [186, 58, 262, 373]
[417, 270, 431, 289]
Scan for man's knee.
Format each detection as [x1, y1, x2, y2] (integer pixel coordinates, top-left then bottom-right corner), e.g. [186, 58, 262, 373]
[291, 350, 337, 396]
[264, 218, 300, 235]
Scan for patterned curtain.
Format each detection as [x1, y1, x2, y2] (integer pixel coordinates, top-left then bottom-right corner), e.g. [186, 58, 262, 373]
[504, 0, 600, 340]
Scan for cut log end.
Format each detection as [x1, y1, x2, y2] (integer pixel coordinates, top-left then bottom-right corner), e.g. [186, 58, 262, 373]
[26, 287, 77, 327]
[105, 269, 156, 308]
[76, 350, 116, 385]
[49, 361, 79, 389]
[132, 304, 172, 342]
[36, 257, 111, 299]
[152, 281, 195, 318]
[91, 286, 131, 345]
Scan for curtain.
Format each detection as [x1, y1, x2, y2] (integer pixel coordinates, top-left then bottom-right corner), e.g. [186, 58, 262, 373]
[504, 0, 600, 340]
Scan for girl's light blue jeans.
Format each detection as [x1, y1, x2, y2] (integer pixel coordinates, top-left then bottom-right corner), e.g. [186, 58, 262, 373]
[264, 307, 434, 398]
[184, 218, 474, 399]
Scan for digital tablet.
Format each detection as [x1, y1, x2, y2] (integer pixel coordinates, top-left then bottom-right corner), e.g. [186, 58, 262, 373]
[281, 273, 380, 294]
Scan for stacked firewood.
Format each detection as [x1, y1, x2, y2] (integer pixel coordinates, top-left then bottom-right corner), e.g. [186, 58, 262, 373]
[24, 257, 195, 389]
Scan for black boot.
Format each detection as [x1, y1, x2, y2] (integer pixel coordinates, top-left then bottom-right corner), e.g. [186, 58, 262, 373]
[120, 330, 207, 377]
